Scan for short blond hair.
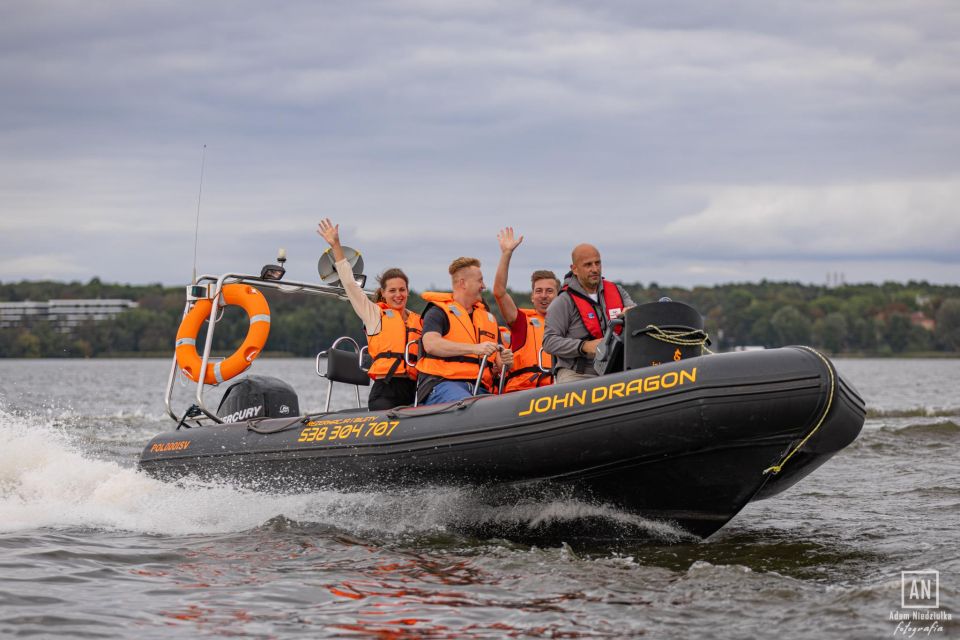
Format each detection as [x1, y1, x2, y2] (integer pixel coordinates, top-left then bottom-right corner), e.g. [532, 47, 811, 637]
[448, 256, 481, 280]
[531, 269, 559, 290]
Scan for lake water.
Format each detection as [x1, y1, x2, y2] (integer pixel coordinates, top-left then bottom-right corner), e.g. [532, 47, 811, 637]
[0, 357, 957, 638]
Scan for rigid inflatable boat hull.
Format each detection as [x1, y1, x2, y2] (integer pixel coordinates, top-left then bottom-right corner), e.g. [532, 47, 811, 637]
[139, 347, 865, 538]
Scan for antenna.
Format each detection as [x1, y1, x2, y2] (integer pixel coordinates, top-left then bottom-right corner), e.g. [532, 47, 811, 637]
[192, 144, 207, 284]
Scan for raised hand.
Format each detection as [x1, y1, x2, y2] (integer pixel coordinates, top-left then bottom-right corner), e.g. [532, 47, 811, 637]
[497, 227, 524, 254]
[317, 218, 341, 247]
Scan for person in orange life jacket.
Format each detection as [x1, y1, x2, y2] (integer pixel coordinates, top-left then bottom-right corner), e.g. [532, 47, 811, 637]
[317, 218, 422, 410]
[492, 227, 558, 392]
[418, 257, 514, 405]
[543, 243, 634, 383]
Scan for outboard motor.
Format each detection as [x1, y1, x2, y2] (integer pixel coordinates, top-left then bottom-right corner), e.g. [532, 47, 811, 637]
[623, 299, 708, 370]
[216, 375, 300, 423]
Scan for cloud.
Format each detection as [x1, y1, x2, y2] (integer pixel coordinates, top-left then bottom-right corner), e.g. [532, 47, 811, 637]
[0, 252, 90, 281]
[659, 179, 960, 262]
[1, 1, 959, 289]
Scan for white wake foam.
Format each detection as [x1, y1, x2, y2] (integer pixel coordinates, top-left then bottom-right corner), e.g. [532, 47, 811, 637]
[0, 408, 469, 536]
[0, 407, 683, 541]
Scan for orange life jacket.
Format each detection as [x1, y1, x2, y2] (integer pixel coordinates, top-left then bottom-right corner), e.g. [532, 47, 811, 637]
[563, 280, 625, 339]
[417, 292, 499, 390]
[503, 309, 553, 392]
[367, 302, 422, 381]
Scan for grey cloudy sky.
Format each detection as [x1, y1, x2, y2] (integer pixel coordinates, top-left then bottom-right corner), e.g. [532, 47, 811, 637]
[1, 0, 958, 291]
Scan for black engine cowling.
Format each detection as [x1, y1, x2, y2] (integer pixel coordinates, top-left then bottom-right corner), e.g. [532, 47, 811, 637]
[216, 375, 300, 423]
[594, 300, 708, 375]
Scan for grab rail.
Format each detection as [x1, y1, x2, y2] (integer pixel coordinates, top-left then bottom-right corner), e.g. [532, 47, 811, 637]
[404, 340, 417, 368]
[537, 347, 550, 374]
[472, 346, 508, 396]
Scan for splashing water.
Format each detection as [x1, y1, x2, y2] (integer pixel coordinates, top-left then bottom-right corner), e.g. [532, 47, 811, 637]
[0, 408, 682, 543]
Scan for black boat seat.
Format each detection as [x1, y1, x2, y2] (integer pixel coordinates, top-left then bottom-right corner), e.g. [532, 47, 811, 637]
[316, 337, 369, 411]
[325, 347, 371, 387]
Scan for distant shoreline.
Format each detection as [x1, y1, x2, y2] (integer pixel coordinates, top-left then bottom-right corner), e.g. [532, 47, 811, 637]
[4, 278, 959, 358]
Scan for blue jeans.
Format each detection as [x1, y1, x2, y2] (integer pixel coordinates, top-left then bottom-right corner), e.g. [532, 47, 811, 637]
[423, 380, 489, 406]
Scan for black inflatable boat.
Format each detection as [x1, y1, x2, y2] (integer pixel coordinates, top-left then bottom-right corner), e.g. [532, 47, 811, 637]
[139, 264, 865, 539]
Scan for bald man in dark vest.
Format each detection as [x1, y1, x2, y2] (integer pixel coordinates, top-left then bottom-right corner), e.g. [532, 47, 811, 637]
[543, 243, 634, 383]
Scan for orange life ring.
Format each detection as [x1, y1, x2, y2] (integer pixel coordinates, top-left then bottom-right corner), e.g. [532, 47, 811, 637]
[175, 284, 270, 384]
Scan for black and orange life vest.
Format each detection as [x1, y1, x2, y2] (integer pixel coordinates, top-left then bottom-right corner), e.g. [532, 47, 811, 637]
[503, 309, 553, 393]
[563, 280, 625, 339]
[417, 292, 499, 390]
[367, 302, 422, 381]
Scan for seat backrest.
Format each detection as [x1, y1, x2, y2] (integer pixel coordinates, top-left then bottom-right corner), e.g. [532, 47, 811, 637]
[325, 347, 371, 387]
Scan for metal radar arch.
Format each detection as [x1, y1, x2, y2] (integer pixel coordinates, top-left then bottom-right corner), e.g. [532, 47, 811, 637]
[165, 248, 374, 428]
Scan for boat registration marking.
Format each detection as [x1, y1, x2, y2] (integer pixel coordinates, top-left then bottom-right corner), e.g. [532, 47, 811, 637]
[298, 419, 400, 443]
[518, 366, 698, 417]
[150, 440, 191, 453]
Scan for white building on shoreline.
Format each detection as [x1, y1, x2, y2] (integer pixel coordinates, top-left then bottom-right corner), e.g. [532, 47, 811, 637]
[0, 299, 138, 331]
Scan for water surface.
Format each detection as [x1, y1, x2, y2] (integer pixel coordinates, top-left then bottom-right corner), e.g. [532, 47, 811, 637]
[0, 357, 957, 638]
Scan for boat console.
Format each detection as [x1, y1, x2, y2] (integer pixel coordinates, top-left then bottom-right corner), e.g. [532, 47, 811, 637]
[594, 299, 711, 376]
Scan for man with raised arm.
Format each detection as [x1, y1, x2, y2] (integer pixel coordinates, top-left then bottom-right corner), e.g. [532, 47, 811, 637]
[492, 227, 558, 392]
[543, 244, 634, 383]
[416, 257, 514, 405]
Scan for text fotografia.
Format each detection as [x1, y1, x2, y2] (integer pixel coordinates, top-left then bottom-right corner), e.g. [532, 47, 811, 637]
[890, 618, 946, 638]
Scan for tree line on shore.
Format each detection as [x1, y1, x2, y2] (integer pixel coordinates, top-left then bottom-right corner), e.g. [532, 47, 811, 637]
[1, 277, 959, 358]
